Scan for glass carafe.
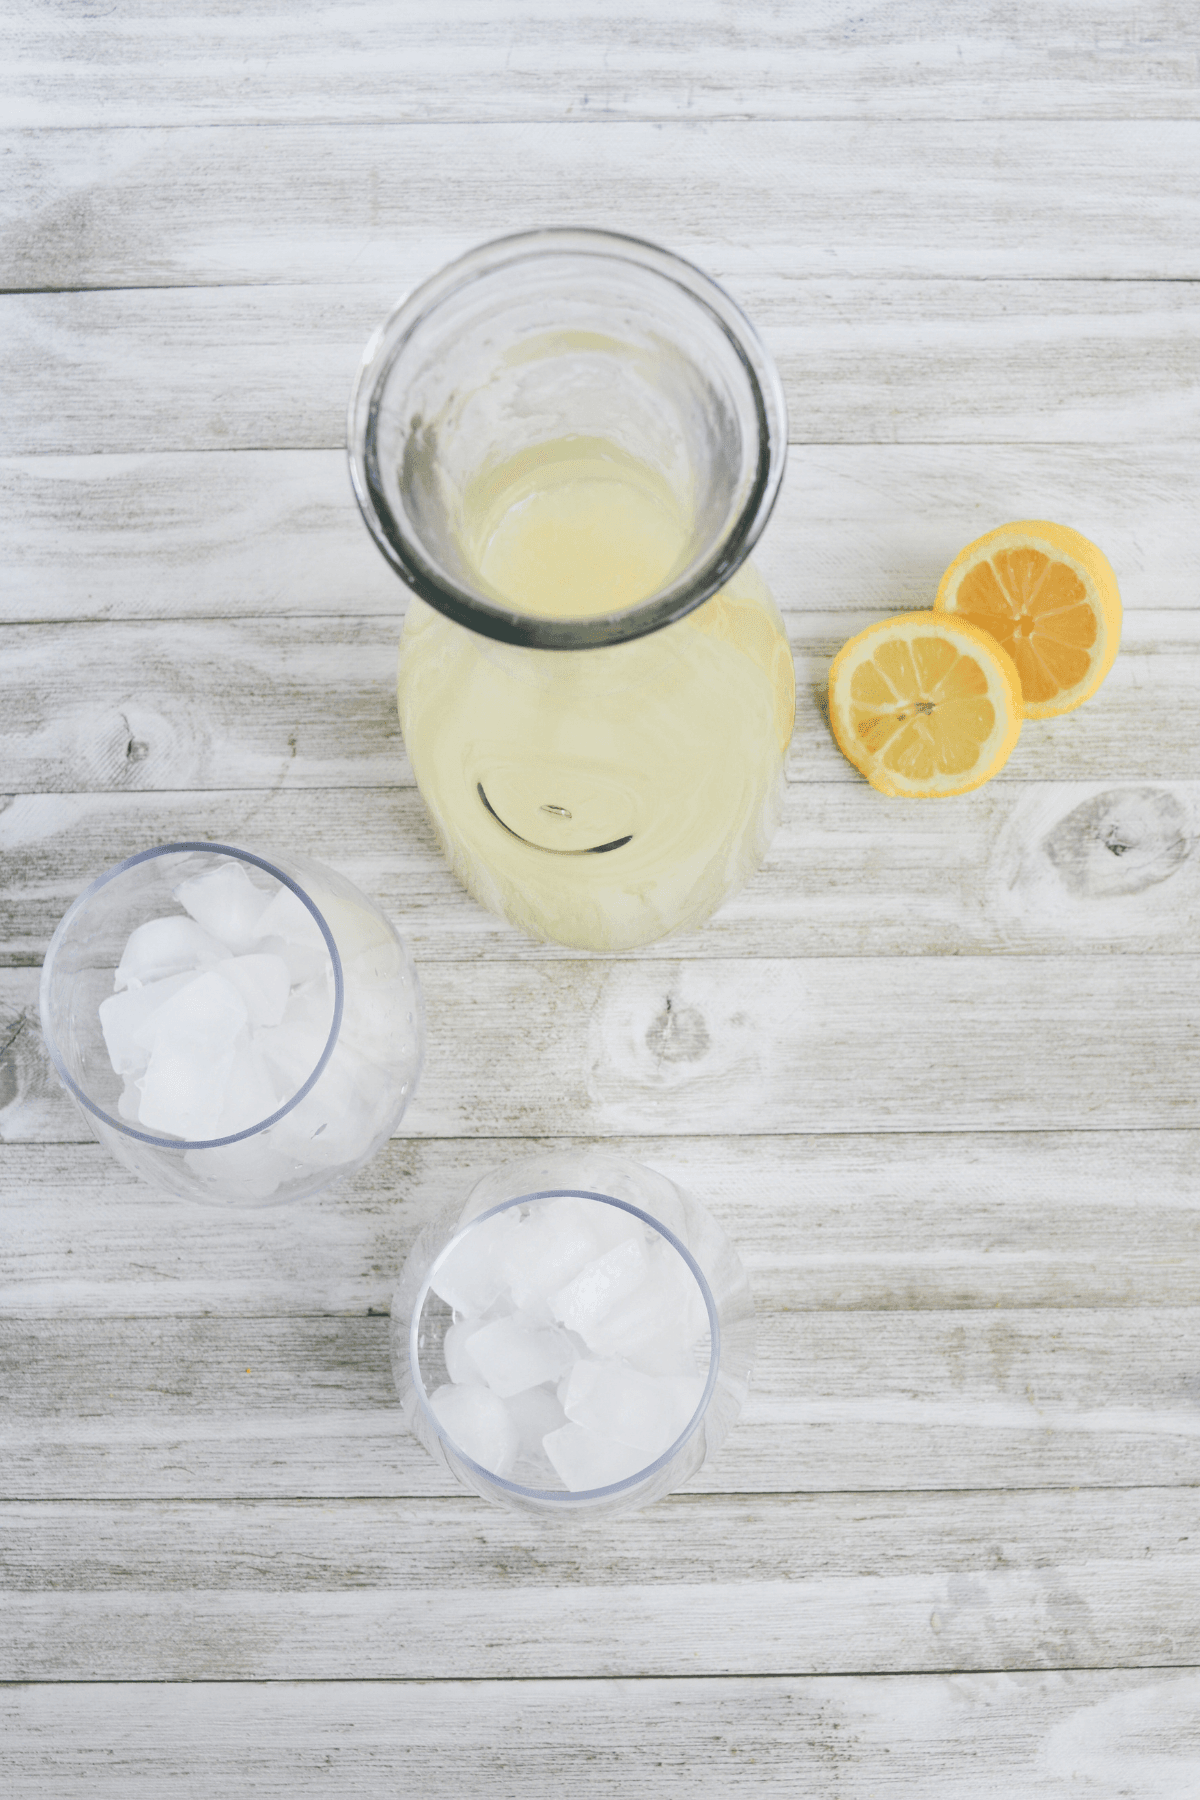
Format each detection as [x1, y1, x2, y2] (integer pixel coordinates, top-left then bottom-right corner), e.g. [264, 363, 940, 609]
[348, 229, 792, 952]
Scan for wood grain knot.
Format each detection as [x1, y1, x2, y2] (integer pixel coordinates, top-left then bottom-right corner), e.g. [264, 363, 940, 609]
[644, 997, 711, 1066]
[1041, 787, 1194, 900]
[0, 1011, 27, 1115]
[84, 704, 173, 787]
[0, 1006, 49, 1125]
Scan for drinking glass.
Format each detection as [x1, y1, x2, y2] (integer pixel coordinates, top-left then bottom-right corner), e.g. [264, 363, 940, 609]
[348, 228, 793, 952]
[39, 842, 424, 1205]
[391, 1150, 755, 1515]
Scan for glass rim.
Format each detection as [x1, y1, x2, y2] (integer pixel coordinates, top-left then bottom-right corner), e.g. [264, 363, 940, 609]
[409, 1187, 722, 1504]
[347, 226, 788, 651]
[37, 841, 346, 1152]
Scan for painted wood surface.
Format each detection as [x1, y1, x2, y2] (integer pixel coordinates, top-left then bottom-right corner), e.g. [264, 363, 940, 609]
[6, 1133, 1200, 1315]
[4, 1672, 1199, 1799]
[4, 3, 1200, 1793]
[6, 948, 1200, 1142]
[6, 1304, 1200, 1497]
[3, 1489, 1199, 1679]
[6, 1, 1200, 128]
[5, 444, 1200, 625]
[5, 781, 1200, 966]
[2, 611, 1199, 796]
[8, 120, 1200, 290]
[8, 279, 1200, 454]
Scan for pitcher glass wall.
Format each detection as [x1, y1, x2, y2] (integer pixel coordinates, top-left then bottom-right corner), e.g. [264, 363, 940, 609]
[348, 230, 792, 952]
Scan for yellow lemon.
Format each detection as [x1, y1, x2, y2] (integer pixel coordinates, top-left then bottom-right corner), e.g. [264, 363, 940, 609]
[934, 519, 1121, 718]
[828, 610, 1023, 798]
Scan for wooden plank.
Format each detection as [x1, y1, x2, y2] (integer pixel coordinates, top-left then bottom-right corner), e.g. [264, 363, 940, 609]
[5, 1306, 1200, 1497]
[6, 2, 1199, 128]
[0, 781, 1188, 966]
[4, 1672, 1199, 1799]
[0, 448, 405, 624]
[8, 780, 1200, 967]
[4, 443, 1198, 627]
[7, 948, 1200, 1143]
[7, 120, 1200, 292]
[4, 278, 1199, 455]
[0, 617, 406, 793]
[0, 610, 1194, 796]
[3, 1489, 1199, 1678]
[4, 1132, 1200, 1317]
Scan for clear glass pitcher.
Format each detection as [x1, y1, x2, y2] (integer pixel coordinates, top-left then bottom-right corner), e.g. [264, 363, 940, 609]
[348, 229, 792, 951]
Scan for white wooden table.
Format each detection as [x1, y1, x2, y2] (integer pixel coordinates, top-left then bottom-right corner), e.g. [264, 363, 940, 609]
[4, 4, 1200, 1792]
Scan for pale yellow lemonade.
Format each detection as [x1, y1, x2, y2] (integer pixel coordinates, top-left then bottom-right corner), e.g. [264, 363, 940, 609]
[397, 439, 795, 950]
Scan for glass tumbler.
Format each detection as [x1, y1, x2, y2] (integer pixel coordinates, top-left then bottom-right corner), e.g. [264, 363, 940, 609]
[348, 228, 793, 952]
[391, 1150, 756, 1516]
[39, 842, 424, 1205]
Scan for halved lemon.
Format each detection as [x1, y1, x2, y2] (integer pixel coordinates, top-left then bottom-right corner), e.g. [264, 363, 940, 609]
[934, 520, 1121, 718]
[828, 611, 1023, 797]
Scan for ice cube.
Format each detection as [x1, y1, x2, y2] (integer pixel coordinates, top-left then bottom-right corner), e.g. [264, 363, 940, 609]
[209, 1040, 283, 1137]
[429, 1210, 522, 1316]
[586, 1202, 650, 1255]
[252, 884, 326, 949]
[509, 1293, 555, 1329]
[579, 1237, 710, 1374]
[183, 1135, 296, 1202]
[251, 1020, 328, 1100]
[114, 915, 227, 990]
[562, 1360, 706, 1456]
[135, 970, 249, 1140]
[173, 861, 274, 955]
[504, 1384, 567, 1460]
[257, 933, 332, 987]
[132, 965, 247, 1055]
[278, 972, 335, 1037]
[116, 1075, 142, 1122]
[213, 954, 291, 1028]
[542, 1422, 649, 1492]
[429, 1382, 519, 1478]
[443, 1318, 486, 1386]
[99, 969, 205, 1075]
[496, 1196, 618, 1313]
[463, 1315, 575, 1399]
[257, 1028, 390, 1169]
[548, 1236, 648, 1337]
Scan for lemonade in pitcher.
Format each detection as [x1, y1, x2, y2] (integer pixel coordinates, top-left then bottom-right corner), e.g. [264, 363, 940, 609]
[349, 232, 792, 951]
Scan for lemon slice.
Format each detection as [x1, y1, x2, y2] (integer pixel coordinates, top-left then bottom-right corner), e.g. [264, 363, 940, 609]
[828, 610, 1023, 797]
[934, 520, 1121, 718]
